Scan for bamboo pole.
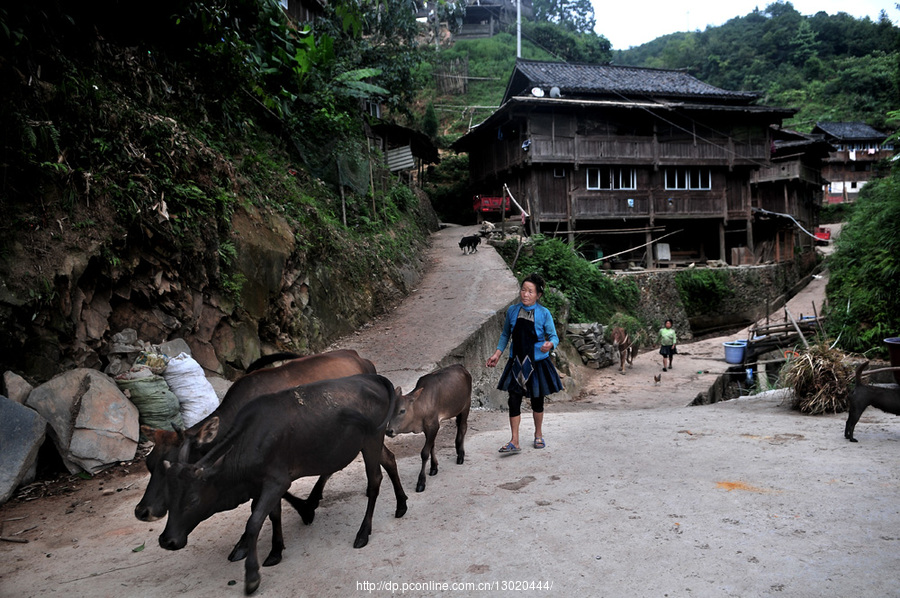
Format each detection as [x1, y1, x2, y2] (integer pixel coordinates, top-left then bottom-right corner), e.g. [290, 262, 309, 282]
[784, 308, 810, 350]
[590, 229, 684, 263]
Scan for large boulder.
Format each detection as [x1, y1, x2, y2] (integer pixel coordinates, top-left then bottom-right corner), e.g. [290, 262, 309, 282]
[25, 369, 139, 474]
[0, 396, 47, 504]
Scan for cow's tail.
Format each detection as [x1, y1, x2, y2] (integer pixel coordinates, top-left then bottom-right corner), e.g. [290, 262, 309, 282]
[246, 352, 302, 373]
[376, 375, 398, 432]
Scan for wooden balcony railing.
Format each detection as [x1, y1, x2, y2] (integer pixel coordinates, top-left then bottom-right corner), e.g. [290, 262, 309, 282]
[752, 160, 822, 185]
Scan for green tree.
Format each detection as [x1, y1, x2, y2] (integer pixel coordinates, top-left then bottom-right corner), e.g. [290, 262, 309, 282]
[522, 22, 611, 63]
[423, 102, 439, 139]
[826, 162, 900, 357]
[532, 0, 596, 34]
[789, 19, 819, 66]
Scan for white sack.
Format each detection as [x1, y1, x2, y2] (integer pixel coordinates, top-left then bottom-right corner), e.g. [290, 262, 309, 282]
[163, 352, 219, 428]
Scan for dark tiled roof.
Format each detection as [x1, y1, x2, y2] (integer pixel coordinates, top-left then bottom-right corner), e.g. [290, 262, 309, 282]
[813, 122, 886, 140]
[508, 60, 757, 102]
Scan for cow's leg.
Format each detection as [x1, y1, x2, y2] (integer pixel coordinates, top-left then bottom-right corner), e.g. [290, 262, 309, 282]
[229, 499, 257, 562]
[228, 497, 284, 565]
[381, 445, 408, 518]
[418, 422, 440, 492]
[263, 499, 285, 567]
[243, 483, 289, 595]
[282, 474, 331, 525]
[455, 408, 469, 465]
[354, 439, 385, 548]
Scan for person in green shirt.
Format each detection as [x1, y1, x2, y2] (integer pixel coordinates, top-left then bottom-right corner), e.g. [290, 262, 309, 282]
[658, 318, 677, 371]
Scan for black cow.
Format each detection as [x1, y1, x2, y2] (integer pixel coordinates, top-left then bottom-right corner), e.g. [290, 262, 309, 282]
[136, 350, 376, 525]
[158, 374, 408, 595]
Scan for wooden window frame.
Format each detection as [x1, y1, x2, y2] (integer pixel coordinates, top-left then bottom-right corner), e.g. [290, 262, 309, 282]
[586, 167, 636, 190]
[665, 167, 711, 190]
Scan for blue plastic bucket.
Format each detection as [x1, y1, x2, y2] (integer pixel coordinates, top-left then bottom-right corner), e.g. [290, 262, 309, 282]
[723, 342, 745, 364]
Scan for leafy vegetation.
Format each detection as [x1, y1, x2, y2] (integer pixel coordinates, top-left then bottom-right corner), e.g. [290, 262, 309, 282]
[497, 235, 639, 324]
[532, 0, 597, 34]
[0, 0, 433, 302]
[674, 270, 734, 317]
[825, 163, 900, 357]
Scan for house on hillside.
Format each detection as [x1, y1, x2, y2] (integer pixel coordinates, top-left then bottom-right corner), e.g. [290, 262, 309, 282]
[368, 121, 440, 185]
[750, 127, 832, 262]
[451, 59, 818, 268]
[811, 122, 894, 204]
[457, 0, 533, 39]
[278, 0, 327, 22]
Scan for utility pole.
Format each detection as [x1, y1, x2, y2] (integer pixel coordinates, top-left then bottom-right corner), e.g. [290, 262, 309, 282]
[517, 0, 521, 57]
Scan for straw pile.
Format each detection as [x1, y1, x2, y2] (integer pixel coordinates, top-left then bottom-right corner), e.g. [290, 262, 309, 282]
[781, 343, 854, 414]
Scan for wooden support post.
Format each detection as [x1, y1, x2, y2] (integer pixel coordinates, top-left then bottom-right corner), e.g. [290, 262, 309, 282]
[719, 222, 726, 263]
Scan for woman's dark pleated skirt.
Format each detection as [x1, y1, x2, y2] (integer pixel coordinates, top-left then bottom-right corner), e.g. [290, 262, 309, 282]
[497, 356, 563, 398]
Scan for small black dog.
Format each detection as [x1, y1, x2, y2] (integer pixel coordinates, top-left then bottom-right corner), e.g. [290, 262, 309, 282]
[844, 361, 900, 442]
[459, 235, 481, 254]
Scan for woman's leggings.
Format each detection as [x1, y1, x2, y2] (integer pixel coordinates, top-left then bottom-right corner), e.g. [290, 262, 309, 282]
[508, 391, 544, 417]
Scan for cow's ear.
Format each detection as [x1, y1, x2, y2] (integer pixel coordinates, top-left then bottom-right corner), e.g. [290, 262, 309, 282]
[411, 388, 425, 401]
[196, 417, 220, 445]
[395, 386, 402, 397]
[142, 426, 177, 446]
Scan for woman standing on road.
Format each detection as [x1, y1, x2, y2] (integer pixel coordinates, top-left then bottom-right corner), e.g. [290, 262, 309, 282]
[486, 273, 563, 453]
[658, 318, 677, 371]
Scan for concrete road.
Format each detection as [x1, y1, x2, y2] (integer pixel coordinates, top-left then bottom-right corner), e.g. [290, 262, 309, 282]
[2, 223, 898, 598]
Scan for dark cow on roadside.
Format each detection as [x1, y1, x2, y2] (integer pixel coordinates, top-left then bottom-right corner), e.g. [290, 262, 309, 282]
[386, 364, 472, 492]
[135, 349, 377, 524]
[134, 349, 375, 524]
[159, 374, 407, 595]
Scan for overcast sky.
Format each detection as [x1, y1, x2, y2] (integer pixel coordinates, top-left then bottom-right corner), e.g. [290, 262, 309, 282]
[591, 1, 900, 50]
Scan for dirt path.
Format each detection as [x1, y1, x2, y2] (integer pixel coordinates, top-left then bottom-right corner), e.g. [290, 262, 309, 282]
[576, 262, 831, 411]
[5, 223, 898, 598]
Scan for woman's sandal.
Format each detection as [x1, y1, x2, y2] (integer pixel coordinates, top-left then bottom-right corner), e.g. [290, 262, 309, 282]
[498, 441, 521, 454]
[533, 437, 546, 449]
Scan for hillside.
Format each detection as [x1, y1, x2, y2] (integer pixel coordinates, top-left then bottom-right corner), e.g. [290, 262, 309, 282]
[612, 4, 899, 130]
[0, 2, 438, 382]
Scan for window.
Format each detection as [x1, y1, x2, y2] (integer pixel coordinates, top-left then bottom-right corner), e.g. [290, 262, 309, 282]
[586, 167, 636, 190]
[665, 167, 711, 190]
[553, 167, 566, 178]
[365, 100, 381, 118]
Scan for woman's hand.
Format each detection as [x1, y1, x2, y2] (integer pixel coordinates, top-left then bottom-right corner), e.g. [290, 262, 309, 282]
[540, 341, 553, 353]
[486, 350, 502, 368]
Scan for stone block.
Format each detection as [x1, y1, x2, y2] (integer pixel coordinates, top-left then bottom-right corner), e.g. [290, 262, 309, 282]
[0, 396, 47, 504]
[157, 338, 191, 359]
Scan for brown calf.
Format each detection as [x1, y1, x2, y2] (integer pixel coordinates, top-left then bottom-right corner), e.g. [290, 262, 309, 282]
[386, 364, 472, 492]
